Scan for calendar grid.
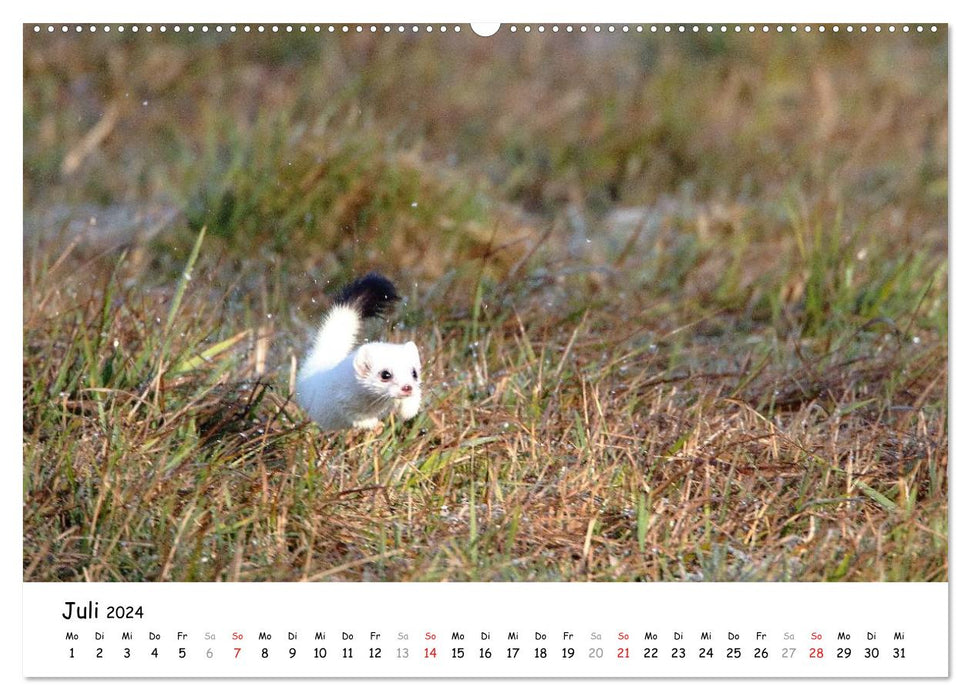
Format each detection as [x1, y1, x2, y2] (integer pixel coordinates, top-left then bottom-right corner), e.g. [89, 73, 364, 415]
[23, 582, 948, 678]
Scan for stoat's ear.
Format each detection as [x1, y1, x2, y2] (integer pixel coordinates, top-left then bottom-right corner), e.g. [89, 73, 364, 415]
[353, 346, 372, 378]
[404, 341, 420, 362]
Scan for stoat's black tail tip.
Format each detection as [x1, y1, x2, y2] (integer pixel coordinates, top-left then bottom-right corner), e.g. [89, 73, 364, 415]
[336, 272, 401, 319]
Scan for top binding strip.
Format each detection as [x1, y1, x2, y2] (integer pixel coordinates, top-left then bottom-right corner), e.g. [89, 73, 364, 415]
[30, 24, 942, 35]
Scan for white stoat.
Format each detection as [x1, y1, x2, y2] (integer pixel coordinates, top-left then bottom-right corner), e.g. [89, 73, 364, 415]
[295, 273, 422, 431]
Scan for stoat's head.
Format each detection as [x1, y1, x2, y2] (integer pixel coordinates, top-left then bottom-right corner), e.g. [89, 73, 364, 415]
[353, 341, 422, 400]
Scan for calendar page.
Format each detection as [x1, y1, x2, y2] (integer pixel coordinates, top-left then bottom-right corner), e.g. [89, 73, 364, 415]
[20, 6, 951, 689]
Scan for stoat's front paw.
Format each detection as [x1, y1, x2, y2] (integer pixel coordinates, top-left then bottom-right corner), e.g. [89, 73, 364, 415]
[398, 394, 422, 420]
[352, 417, 382, 431]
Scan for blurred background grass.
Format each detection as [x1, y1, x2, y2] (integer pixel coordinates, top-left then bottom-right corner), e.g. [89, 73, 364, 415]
[23, 26, 947, 582]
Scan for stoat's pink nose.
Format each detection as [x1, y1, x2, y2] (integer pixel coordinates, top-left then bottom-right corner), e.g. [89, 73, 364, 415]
[400, 384, 413, 395]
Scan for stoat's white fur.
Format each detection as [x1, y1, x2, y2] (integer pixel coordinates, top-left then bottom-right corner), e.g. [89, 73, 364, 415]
[295, 280, 422, 431]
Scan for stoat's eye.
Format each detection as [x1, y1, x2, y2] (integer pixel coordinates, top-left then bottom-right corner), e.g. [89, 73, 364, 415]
[412, 368, 419, 381]
[379, 370, 393, 381]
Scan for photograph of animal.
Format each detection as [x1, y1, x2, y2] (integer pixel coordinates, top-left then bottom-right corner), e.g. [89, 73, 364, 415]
[23, 24, 947, 583]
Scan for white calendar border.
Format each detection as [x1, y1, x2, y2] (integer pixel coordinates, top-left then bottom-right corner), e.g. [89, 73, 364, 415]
[22, 582, 948, 678]
[8, 0, 962, 695]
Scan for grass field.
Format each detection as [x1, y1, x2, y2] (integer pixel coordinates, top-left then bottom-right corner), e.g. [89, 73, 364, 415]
[23, 26, 947, 582]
